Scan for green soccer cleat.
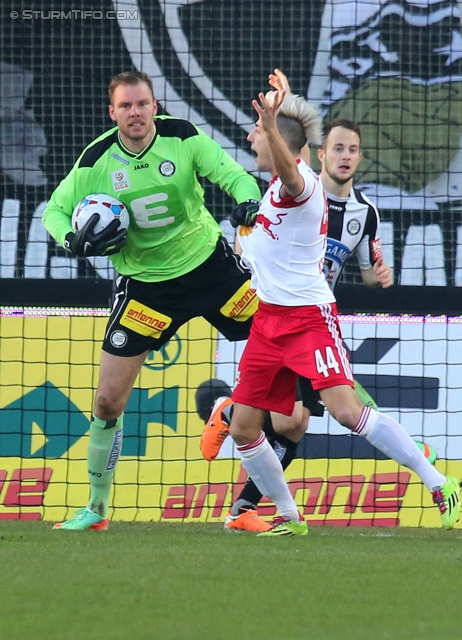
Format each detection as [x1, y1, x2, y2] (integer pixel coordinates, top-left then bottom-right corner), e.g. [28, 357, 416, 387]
[257, 515, 308, 537]
[52, 508, 109, 531]
[432, 476, 461, 530]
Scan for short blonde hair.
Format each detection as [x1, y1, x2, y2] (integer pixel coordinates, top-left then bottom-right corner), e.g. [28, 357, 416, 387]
[108, 71, 154, 104]
[265, 91, 323, 147]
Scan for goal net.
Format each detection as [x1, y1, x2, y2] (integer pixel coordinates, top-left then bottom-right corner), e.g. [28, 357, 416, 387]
[0, 0, 461, 526]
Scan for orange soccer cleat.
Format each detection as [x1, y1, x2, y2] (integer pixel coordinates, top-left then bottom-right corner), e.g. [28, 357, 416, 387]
[224, 507, 272, 533]
[200, 396, 233, 461]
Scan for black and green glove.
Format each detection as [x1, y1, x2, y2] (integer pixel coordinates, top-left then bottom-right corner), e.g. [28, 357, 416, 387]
[64, 213, 127, 257]
[229, 199, 260, 228]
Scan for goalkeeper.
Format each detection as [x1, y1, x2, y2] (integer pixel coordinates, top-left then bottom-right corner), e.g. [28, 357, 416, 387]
[198, 70, 437, 533]
[42, 70, 273, 531]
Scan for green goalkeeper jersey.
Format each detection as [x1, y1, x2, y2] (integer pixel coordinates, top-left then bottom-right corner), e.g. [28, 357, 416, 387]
[43, 116, 260, 281]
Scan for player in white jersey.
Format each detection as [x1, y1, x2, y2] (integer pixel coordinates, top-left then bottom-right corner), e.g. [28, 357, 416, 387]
[199, 107, 436, 533]
[226, 86, 460, 536]
[241, 156, 332, 306]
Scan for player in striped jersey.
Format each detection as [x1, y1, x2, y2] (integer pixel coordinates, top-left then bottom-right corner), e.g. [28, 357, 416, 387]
[319, 119, 391, 290]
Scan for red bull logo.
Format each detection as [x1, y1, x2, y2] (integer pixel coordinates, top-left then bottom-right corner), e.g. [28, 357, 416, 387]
[371, 238, 383, 261]
[255, 212, 287, 240]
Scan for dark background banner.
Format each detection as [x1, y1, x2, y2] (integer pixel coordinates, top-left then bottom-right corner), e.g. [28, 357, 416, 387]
[0, 0, 461, 309]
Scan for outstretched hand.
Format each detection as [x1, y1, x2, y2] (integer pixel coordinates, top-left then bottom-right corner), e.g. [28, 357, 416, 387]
[252, 90, 285, 131]
[268, 68, 291, 94]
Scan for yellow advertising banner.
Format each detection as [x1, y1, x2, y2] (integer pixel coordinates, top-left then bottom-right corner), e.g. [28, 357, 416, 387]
[0, 312, 460, 528]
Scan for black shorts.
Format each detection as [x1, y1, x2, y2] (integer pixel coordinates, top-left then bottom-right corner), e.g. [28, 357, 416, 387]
[103, 237, 256, 356]
[297, 377, 325, 417]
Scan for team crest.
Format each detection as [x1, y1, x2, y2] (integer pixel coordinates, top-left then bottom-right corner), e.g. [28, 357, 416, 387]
[159, 161, 175, 177]
[110, 330, 128, 348]
[347, 219, 361, 236]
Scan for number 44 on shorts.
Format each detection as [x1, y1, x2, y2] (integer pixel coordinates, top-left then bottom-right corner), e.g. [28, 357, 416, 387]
[315, 346, 340, 378]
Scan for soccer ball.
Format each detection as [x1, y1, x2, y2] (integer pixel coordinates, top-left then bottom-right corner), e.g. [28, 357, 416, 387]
[71, 194, 130, 233]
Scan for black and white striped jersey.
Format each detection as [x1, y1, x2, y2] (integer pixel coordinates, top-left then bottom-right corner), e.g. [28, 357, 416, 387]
[324, 187, 382, 290]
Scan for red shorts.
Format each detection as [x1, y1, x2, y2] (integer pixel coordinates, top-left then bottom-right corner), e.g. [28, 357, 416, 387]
[232, 301, 353, 415]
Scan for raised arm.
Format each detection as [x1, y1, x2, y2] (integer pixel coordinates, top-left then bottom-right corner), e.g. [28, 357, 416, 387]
[252, 90, 305, 197]
[268, 68, 292, 93]
[268, 70, 311, 166]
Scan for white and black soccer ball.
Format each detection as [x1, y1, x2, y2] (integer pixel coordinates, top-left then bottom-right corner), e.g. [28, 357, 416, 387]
[71, 194, 130, 233]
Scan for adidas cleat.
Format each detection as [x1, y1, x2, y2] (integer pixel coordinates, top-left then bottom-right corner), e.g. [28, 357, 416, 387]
[432, 476, 461, 530]
[257, 515, 308, 537]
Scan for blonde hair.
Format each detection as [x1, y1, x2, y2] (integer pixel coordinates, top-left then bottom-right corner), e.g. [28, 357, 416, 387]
[108, 71, 155, 104]
[265, 91, 323, 146]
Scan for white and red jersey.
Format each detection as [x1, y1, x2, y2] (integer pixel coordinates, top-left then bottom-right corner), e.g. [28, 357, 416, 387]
[240, 160, 335, 306]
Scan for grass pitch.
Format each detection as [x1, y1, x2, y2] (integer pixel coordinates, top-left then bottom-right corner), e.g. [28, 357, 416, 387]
[0, 522, 460, 640]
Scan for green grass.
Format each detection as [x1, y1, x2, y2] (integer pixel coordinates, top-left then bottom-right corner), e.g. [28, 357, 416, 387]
[0, 523, 461, 640]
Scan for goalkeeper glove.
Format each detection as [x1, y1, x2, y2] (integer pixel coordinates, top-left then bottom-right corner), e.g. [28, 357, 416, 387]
[229, 199, 260, 228]
[64, 213, 127, 257]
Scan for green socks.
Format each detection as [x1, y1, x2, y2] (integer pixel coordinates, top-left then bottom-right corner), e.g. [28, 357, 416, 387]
[87, 414, 124, 517]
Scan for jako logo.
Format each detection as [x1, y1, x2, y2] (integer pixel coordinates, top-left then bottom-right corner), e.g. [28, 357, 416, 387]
[134, 163, 149, 170]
